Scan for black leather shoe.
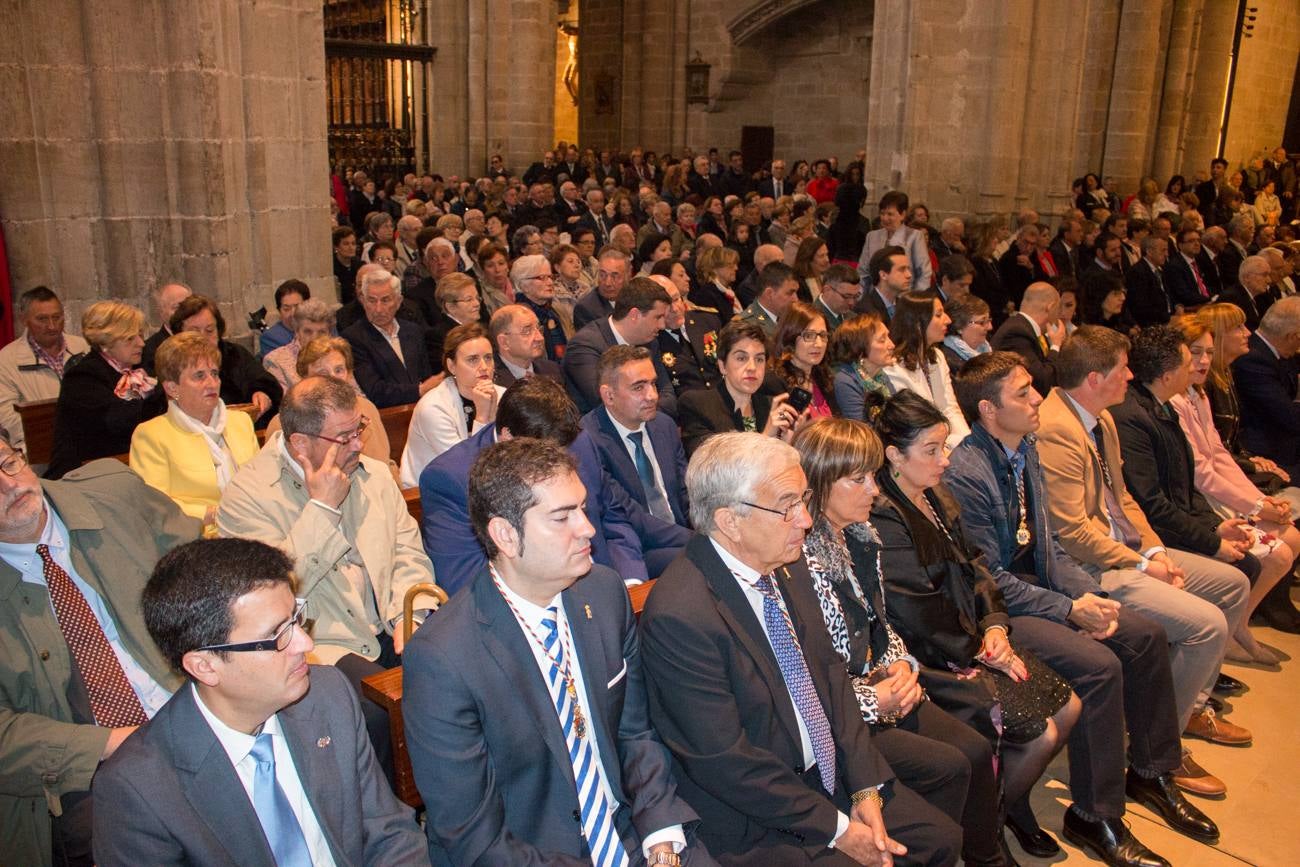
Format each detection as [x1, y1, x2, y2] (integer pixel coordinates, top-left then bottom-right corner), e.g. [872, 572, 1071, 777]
[1004, 815, 1059, 857]
[1062, 807, 1169, 867]
[1125, 770, 1220, 843]
[1205, 694, 1225, 713]
[1213, 672, 1246, 695]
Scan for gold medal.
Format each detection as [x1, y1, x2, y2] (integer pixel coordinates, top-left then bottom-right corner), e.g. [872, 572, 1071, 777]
[1016, 526, 1031, 546]
[569, 682, 587, 739]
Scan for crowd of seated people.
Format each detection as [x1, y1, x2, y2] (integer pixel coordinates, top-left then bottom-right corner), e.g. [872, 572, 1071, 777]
[4, 140, 1300, 867]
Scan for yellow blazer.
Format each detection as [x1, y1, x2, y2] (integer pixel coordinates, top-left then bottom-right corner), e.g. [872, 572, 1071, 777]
[1035, 387, 1161, 570]
[129, 407, 260, 519]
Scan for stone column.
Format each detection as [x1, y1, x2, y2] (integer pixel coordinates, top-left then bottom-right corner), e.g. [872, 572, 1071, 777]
[1182, 1, 1236, 175]
[1098, 0, 1168, 194]
[0, 0, 331, 328]
[1152, 0, 1204, 182]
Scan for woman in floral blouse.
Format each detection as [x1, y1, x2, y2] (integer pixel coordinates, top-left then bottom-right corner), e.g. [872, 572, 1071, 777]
[793, 418, 1008, 866]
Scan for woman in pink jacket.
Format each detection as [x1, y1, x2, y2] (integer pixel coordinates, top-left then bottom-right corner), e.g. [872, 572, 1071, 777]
[1172, 313, 1299, 663]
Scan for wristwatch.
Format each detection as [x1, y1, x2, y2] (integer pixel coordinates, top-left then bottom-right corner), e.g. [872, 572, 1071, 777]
[649, 851, 682, 866]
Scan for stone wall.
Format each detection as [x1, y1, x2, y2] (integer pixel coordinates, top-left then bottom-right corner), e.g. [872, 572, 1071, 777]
[1221, 0, 1300, 169]
[0, 0, 332, 333]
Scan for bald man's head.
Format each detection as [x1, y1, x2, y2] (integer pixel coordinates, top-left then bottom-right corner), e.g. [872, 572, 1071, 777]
[1020, 282, 1060, 329]
[754, 244, 785, 272]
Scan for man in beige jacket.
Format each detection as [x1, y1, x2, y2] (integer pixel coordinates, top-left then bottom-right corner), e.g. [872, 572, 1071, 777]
[217, 374, 434, 782]
[0, 286, 89, 457]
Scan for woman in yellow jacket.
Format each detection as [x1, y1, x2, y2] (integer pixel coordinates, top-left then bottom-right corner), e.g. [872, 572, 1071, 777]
[129, 332, 260, 528]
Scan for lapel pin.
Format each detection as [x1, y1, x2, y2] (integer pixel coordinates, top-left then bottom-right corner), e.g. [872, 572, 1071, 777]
[317, 736, 331, 748]
[584, 604, 593, 620]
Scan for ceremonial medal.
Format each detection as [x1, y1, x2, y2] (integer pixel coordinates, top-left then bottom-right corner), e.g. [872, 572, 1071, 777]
[569, 682, 587, 738]
[1016, 525, 1031, 546]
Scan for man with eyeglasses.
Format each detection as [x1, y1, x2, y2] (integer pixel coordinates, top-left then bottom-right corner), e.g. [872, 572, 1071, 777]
[815, 264, 863, 333]
[0, 285, 90, 459]
[218, 375, 435, 784]
[0, 435, 200, 867]
[92, 537, 428, 866]
[489, 304, 563, 387]
[512, 254, 569, 363]
[640, 432, 961, 866]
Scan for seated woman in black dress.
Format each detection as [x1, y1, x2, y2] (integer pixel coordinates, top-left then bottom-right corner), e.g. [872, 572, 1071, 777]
[793, 417, 1006, 866]
[869, 391, 1080, 850]
[678, 318, 801, 456]
[170, 294, 282, 426]
[48, 301, 165, 478]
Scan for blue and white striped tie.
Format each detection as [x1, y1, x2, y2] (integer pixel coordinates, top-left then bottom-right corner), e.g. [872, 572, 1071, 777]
[542, 607, 630, 867]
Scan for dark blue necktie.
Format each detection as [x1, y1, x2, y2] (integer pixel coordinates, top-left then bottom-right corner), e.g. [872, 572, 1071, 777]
[250, 732, 312, 866]
[627, 431, 673, 522]
[755, 575, 837, 793]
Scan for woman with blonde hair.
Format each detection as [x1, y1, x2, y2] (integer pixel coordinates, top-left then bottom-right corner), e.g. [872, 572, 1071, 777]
[1127, 178, 1159, 222]
[49, 301, 163, 478]
[1172, 310, 1300, 638]
[130, 332, 260, 526]
[690, 244, 743, 323]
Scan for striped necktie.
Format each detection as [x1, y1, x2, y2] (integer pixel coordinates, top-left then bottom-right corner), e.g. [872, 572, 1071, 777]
[541, 608, 630, 867]
[754, 575, 837, 793]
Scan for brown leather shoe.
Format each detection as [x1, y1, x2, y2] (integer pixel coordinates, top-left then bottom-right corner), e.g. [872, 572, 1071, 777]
[1183, 707, 1252, 746]
[1171, 751, 1227, 798]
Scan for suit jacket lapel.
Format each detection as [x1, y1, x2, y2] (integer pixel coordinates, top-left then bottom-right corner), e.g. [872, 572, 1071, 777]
[686, 536, 804, 755]
[279, 693, 348, 861]
[472, 570, 576, 785]
[167, 688, 276, 867]
[596, 409, 642, 501]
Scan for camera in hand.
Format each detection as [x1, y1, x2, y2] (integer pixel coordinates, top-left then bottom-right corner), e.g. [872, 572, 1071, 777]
[785, 387, 812, 415]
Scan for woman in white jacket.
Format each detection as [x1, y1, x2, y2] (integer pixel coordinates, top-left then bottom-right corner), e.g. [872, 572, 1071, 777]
[399, 322, 504, 486]
[882, 292, 970, 450]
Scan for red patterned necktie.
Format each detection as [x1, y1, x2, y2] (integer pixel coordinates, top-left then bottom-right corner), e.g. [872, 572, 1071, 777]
[38, 544, 148, 727]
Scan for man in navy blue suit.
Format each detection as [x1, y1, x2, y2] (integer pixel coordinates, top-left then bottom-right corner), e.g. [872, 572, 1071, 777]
[405, 438, 713, 866]
[419, 376, 689, 596]
[581, 346, 690, 529]
[341, 269, 441, 407]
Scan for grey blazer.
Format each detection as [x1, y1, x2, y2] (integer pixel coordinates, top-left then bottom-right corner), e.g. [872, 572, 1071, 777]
[92, 666, 428, 866]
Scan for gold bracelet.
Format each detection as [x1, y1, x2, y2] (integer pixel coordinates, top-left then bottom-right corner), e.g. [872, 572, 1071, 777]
[850, 788, 884, 809]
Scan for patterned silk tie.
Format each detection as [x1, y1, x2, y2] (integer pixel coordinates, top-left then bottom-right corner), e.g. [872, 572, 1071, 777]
[250, 732, 313, 867]
[1090, 425, 1142, 548]
[38, 544, 148, 727]
[754, 575, 837, 793]
[541, 609, 629, 867]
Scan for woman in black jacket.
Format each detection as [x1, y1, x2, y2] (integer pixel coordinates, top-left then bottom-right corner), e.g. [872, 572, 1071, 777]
[170, 295, 282, 427]
[870, 391, 1079, 851]
[49, 301, 165, 478]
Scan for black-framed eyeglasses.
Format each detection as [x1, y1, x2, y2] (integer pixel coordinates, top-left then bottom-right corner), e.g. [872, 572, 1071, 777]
[742, 489, 813, 523]
[198, 599, 309, 653]
[0, 450, 29, 477]
[306, 415, 370, 446]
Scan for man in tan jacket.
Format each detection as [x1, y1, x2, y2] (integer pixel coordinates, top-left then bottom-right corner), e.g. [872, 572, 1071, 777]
[1035, 326, 1251, 792]
[0, 287, 90, 458]
[217, 375, 434, 782]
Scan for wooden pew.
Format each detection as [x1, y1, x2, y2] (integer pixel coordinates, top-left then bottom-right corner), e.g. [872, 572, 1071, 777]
[16, 398, 57, 466]
[379, 402, 415, 464]
[362, 577, 658, 809]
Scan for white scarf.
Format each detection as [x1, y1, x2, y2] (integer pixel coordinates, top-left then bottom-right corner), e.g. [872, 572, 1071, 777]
[942, 334, 990, 361]
[168, 399, 237, 490]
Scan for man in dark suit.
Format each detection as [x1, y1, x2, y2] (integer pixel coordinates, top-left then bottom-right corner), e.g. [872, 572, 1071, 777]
[1124, 236, 1173, 326]
[718, 150, 752, 198]
[816, 264, 863, 333]
[855, 245, 911, 325]
[342, 270, 441, 407]
[565, 276, 678, 419]
[573, 248, 628, 330]
[1217, 255, 1273, 331]
[490, 304, 564, 387]
[92, 538, 426, 867]
[406, 439, 713, 866]
[755, 158, 789, 200]
[1050, 219, 1084, 280]
[521, 150, 558, 187]
[1216, 215, 1253, 287]
[582, 346, 690, 528]
[656, 277, 721, 395]
[555, 180, 587, 231]
[1194, 159, 1227, 226]
[1234, 296, 1300, 481]
[419, 376, 689, 595]
[990, 282, 1066, 396]
[1163, 226, 1215, 309]
[577, 188, 614, 248]
[640, 433, 962, 865]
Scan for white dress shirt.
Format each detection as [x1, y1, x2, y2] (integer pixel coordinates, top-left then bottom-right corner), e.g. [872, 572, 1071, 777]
[496, 577, 685, 856]
[374, 319, 404, 363]
[0, 504, 172, 716]
[607, 411, 669, 509]
[707, 538, 851, 846]
[192, 686, 337, 867]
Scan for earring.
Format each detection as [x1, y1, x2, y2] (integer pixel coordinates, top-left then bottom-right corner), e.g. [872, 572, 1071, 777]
[890, 466, 901, 479]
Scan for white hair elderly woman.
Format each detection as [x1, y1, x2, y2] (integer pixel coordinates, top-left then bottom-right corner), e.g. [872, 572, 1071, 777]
[263, 297, 337, 391]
